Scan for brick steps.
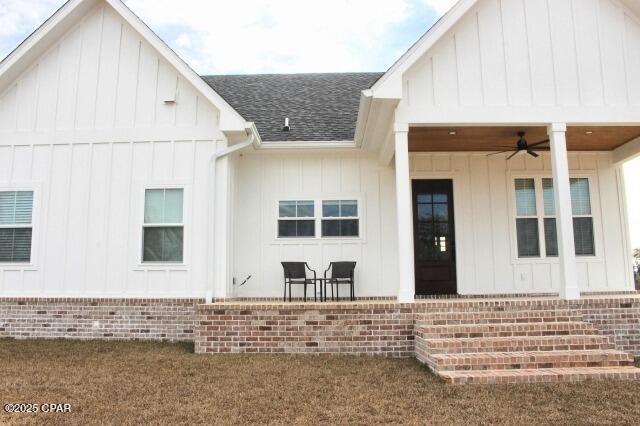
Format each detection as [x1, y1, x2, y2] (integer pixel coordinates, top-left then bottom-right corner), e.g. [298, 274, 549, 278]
[418, 321, 598, 339]
[439, 367, 640, 385]
[421, 334, 613, 354]
[425, 350, 634, 371]
[417, 310, 582, 324]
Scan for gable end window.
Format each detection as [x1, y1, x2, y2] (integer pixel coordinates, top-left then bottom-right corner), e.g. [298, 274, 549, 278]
[0, 191, 34, 263]
[278, 200, 315, 238]
[513, 177, 595, 259]
[142, 188, 184, 263]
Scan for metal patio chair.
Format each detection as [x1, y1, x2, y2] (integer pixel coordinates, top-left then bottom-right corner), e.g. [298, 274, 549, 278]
[323, 262, 356, 301]
[281, 262, 317, 302]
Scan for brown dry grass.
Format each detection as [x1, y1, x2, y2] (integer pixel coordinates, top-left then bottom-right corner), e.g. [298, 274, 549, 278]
[1, 339, 639, 425]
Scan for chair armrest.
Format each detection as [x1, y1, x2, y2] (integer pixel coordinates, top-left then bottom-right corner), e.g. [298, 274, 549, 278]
[323, 263, 332, 279]
[304, 263, 317, 280]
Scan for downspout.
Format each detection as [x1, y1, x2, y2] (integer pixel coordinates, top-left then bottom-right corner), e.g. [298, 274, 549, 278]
[206, 132, 256, 303]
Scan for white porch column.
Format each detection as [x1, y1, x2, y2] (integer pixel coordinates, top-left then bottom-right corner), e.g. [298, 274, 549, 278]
[394, 123, 415, 303]
[548, 123, 580, 300]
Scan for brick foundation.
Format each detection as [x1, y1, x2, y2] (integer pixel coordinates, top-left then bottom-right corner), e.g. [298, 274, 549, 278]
[0, 298, 201, 342]
[195, 302, 415, 356]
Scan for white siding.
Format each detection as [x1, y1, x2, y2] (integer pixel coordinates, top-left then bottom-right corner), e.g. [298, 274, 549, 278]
[403, 0, 640, 113]
[409, 151, 632, 295]
[0, 2, 222, 297]
[0, 3, 220, 144]
[0, 140, 215, 297]
[232, 151, 399, 298]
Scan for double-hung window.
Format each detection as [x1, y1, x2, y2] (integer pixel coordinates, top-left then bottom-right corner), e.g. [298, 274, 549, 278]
[513, 177, 595, 259]
[542, 178, 595, 256]
[142, 188, 184, 262]
[278, 200, 315, 238]
[0, 191, 34, 263]
[321, 200, 359, 237]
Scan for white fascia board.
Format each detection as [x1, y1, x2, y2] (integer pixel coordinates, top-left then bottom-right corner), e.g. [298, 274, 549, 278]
[612, 137, 640, 166]
[256, 141, 357, 149]
[354, 89, 373, 148]
[371, 0, 478, 100]
[104, 0, 247, 133]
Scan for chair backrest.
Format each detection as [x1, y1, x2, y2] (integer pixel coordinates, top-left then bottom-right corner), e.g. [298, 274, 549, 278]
[329, 262, 356, 279]
[281, 262, 306, 279]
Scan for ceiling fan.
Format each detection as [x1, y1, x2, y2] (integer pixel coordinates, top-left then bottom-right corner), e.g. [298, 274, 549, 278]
[488, 131, 550, 160]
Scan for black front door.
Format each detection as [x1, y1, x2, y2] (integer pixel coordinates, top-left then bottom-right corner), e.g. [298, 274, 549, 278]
[412, 179, 457, 295]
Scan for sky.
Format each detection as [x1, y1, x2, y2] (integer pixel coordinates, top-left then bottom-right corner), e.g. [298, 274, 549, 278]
[0, 0, 639, 249]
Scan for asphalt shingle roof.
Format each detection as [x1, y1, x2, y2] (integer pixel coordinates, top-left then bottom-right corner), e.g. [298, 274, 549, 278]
[202, 73, 383, 142]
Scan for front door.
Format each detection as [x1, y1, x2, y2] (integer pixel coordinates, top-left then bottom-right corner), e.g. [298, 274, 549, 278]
[412, 179, 457, 295]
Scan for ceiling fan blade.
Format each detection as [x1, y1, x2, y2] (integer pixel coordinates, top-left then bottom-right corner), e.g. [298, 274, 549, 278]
[487, 150, 514, 156]
[527, 150, 539, 158]
[528, 139, 550, 148]
[506, 150, 520, 160]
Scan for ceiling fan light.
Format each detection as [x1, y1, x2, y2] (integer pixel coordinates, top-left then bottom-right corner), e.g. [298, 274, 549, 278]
[585, 130, 593, 135]
[448, 130, 457, 135]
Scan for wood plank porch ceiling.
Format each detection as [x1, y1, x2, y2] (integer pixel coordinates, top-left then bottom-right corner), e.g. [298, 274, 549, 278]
[408, 126, 640, 152]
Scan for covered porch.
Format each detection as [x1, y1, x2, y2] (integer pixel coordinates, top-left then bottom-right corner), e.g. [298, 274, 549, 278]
[391, 123, 640, 302]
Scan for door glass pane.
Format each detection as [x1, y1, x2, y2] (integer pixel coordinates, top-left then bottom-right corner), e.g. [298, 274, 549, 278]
[570, 178, 591, 215]
[417, 194, 432, 203]
[516, 218, 540, 257]
[573, 217, 594, 255]
[515, 179, 536, 216]
[433, 193, 447, 203]
[433, 204, 448, 221]
[544, 218, 558, 257]
[417, 204, 433, 222]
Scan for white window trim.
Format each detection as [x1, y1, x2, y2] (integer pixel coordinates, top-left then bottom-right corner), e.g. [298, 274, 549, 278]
[320, 200, 361, 238]
[274, 195, 364, 242]
[507, 172, 601, 264]
[0, 184, 41, 269]
[135, 182, 190, 269]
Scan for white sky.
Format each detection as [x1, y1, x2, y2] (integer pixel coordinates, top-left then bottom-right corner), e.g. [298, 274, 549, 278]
[0, 0, 638, 249]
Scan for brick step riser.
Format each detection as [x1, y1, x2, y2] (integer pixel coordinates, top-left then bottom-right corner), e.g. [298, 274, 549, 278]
[442, 369, 640, 385]
[427, 355, 634, 371]
[422, 335, 615, 354]
[417, 313, 583, 323]
[418, 323, 599, 339]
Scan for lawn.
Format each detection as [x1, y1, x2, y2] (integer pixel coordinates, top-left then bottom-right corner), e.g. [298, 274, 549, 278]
[1, 340, 639, 425]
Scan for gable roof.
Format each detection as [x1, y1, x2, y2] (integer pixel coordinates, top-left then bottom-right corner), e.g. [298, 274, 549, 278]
[203, 73, 382, 142]
[0, 0, 250, 135]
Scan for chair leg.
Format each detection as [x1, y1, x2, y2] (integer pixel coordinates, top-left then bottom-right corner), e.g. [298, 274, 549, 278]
[289, 282, 292, 302]
[336, 283, 339, 301]
[314, 282, 317, 302]
[304, 282, 307, 302]
[284, 280, 287, 302]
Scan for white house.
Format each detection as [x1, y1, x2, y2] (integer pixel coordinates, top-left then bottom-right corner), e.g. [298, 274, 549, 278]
[1, 0, 639, 303]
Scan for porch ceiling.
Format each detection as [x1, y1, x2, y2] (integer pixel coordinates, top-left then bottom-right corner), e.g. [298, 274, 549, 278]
[408, 126, 640, 152]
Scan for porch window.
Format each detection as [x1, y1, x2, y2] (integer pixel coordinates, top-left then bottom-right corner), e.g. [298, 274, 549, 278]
[0, 191, 34, 263]
[514, 179, 540, 257]
[142, 188, 184, 262]
[542, 178, 595, 256]
[513, 177, 595, 259]
[321, 200, 359, 237]
[278, 200, 315, 238]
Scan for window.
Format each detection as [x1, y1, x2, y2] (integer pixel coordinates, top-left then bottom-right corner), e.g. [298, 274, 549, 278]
[513, 177, 595, 259]
[321, 200, 359, 237]
[142, 188, 184, 262]
[278, 200, 315, 238]
[542, 178, 595, 256]
[514, 179, 540, 257]
[0, 191, 34, 263]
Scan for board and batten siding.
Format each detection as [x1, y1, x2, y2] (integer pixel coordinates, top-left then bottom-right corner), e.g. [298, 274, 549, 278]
[0, 2, 222, 297]
[402, 0, 640, 119]
[232, 151, 399, 298]
[0, 140, 215, 297]
[0, 3, 220, 142]
[409, 152, 633, 294]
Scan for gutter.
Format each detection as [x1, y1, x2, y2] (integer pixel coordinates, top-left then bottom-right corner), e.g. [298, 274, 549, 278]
[206, 124, 259, 303]
[353, 89, 373, 148]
